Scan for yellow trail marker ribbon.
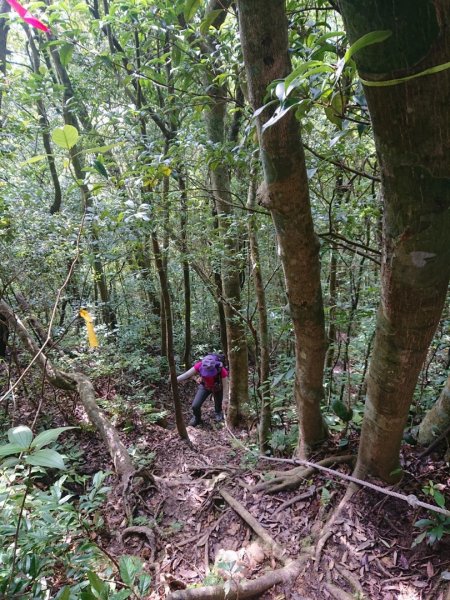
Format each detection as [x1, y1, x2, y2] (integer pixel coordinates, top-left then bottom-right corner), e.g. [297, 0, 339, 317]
[79, 309, 99, 348]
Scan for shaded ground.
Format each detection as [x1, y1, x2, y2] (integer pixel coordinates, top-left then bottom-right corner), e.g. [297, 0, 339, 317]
[4, 368, 450, 599]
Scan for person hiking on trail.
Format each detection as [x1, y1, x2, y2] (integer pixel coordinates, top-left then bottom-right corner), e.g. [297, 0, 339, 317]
[177, 354, 229, 427]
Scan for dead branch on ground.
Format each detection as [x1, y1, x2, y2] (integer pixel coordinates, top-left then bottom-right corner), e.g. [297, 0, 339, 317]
[0, 300, 135, 483]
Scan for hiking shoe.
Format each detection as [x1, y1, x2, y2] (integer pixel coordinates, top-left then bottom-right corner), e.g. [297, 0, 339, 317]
[189, 416, 201, 427]
[214, 412, 224, 422]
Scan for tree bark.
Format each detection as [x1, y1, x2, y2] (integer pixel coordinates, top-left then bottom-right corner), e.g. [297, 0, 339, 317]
[202, 3, 249, 426]
[0, 0, 10, 128]
[247, 174, 271, 452]
[151, 233, 190, 441]
[338, 0, 450, 481]
[418, 374, 450, 446]
[237, 0, 327, 454]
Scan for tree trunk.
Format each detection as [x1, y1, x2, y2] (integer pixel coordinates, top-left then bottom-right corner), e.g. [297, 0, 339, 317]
[205, 99, 249, 425]
[178, 174, 192, 369]
[418, 374, 450, 446]
[0, 0, 10, 127]
[25, 30, 62, 214]
[247, 174, 271, 452]
[237, 0, 327, 454]
[338, 0, 450, 481]
[151, 233, 190, 441]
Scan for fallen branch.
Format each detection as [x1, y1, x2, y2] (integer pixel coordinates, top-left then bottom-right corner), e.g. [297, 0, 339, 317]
[0, 300, 135, 482]
[258, 454, 450, 518]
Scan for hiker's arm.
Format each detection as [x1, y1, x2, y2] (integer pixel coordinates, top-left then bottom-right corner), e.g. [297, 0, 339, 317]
[177, 367, 197, 382]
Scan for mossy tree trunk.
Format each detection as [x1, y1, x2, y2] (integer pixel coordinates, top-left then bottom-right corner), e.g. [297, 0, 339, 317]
[338, 0, 450, 481]
[237, 0, 327, 454]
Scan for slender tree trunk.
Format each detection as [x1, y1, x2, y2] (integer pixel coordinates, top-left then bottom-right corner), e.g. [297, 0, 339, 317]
[247, 174, 271, 452]
[0, 0, 10, 128]
[237, 0, 327, 454]
[151, 233, 189, 441]
[205, 97, 249, 425]
[25, 30, 62, 214]
[325, 246, 337, 401]
[178, 174, 191, 369]
[338, 0, 450, 481]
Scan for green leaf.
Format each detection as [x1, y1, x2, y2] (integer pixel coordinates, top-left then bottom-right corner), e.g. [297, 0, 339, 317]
[83, 142, 123, 154]
[20, 154, 48, 166]
[137, 573, 151, 595]
[30, 426, 77, 450]
[60, 43, 74, 67]
[87, 571, 106, 595]
[433, 490, 446, 508]
[52, 125, 79, 149]
[25, 449, 65, 470]
[414, 519, 434, 528]
[344, 30, 392, 63]
[0, 443, 25, 457]
[111, 591, 131, 600]
[119, 555, 143, 587]
[336, 30, 392, 79]
[8, 425, 33, 448]
[184, 0, 202, 22]
[93, 159, 109, 179]
[55, 587, 71, 600]
[199, 9, 221, 34]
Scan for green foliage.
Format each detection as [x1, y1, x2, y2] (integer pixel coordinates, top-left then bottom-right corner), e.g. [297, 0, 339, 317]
[412, 482, 450, 547]
[51, 125, 79, 150]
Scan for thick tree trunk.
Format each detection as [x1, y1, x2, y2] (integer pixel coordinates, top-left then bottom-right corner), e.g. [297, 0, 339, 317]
[338, 0, 450, 481]
[418, 374, 450, 446]
[237, 0, 327, 454]
[247, 175, 271, 452]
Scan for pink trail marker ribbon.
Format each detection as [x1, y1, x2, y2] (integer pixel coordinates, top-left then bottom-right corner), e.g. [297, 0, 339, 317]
[5, 0, 49, 32]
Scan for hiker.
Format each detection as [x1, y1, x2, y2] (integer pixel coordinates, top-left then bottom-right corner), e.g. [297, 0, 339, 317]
[177, 353, 229, 427]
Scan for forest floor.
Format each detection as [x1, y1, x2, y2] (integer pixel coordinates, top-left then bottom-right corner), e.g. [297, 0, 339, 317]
[16, 372, 450, 600]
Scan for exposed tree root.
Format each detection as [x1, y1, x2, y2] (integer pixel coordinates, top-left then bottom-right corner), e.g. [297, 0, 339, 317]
[315, 483, 358, 566]
[166, 558, 308, 600]
[335, 565, 364, 597]
[324, 582, 355, 600]
[273, 486, 316, 516]
[166, 489, 312, 599]
[252, 455, 354, 494]
[220, 489, 290, 563]
[121, 526, 156, 561]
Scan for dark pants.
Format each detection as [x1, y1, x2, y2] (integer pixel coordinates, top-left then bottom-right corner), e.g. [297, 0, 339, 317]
[192, 385, 223, 421]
